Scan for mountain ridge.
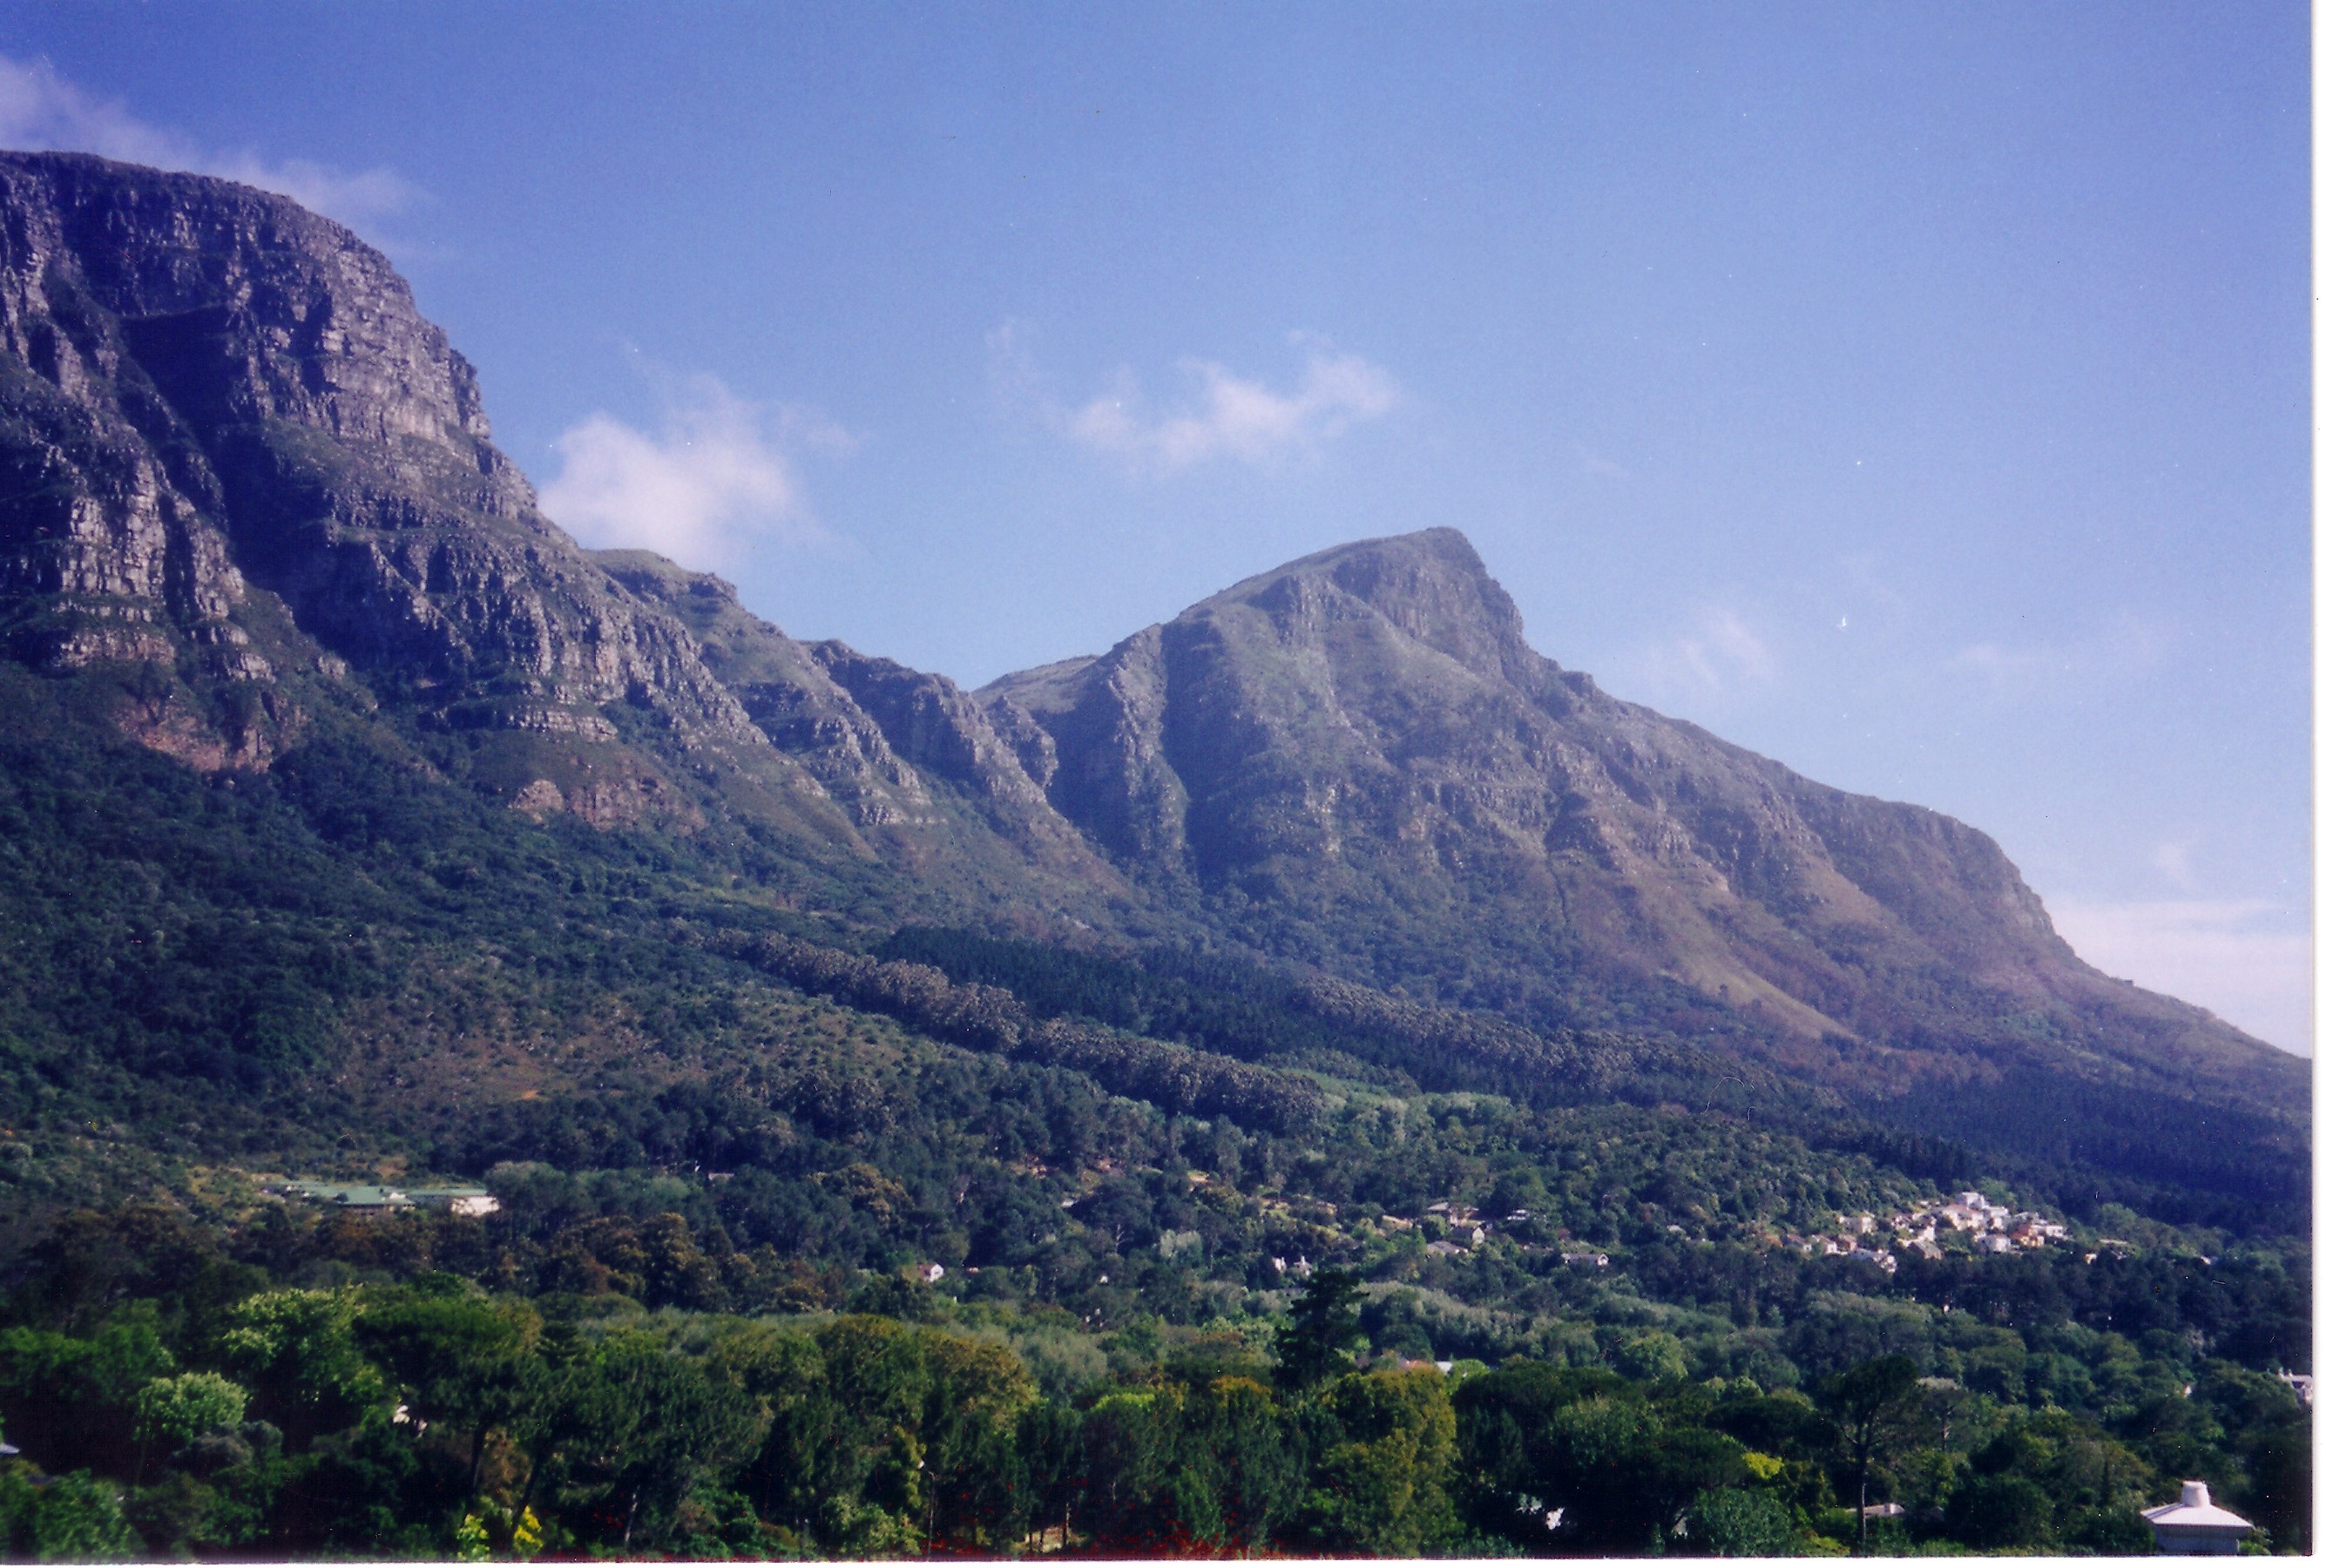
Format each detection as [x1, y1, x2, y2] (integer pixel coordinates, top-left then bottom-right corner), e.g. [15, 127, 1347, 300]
[0, 148, 2299, 1210]
[978, 528, 2296, 1112]
[0, 149, 1133, 922]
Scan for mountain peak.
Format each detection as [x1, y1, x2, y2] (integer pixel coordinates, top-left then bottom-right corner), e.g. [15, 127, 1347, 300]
[981, 523, 2298, 1124]
[1194, 527, 1542, 686]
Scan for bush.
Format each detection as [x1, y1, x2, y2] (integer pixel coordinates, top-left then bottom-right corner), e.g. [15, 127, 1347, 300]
[1948, 1471, 2052, 1550]
[133, 1371, 247, 1446]
[1691, 1486, 1795, 1557]
[0, 1466, 140, 1560]
[1616, 1330, 1689, 1383]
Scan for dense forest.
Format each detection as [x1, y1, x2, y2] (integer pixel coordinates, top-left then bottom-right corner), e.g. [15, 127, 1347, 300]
[0, 665, 2308, 1558]
[0, 1196, 2302, 1558]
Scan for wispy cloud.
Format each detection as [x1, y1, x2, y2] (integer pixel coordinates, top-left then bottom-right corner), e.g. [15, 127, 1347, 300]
[1576, 443, 1631, 481]
[1944, 612, 2170, 703]
[0, 53, 419, 227]
[538, 375, 844, 570]
[1630, 606, 1777, 703]
[993, 323, 1396, 475]
[2150, 838, 2198, 892]
[2046, 896, 2311, 1055]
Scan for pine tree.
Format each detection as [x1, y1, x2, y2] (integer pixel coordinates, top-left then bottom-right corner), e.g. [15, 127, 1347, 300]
[1275, 1269, 1364, 1389]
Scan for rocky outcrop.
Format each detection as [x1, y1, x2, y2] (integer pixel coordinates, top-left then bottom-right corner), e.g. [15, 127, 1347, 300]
[984, 529, 2301, 1110]
[591, 550, 1116, 884]
[806, 639, 1099, 855]
[592, 550, 929, 826]
[0, 152, 781, 810]
[984, 631, 1191, 873]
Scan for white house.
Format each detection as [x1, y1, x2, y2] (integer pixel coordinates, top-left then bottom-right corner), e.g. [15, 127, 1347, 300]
[2141, 1481, 2253, 1555]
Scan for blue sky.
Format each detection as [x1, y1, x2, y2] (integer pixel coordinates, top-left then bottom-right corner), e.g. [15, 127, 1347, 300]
[0, 3, 2308, 1051]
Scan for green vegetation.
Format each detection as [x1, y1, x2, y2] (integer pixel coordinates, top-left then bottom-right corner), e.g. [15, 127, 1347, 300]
[0, 1203, 2302, 1558]
[876, 924, 2308, 1233]
[0, 668, 2303, 1555]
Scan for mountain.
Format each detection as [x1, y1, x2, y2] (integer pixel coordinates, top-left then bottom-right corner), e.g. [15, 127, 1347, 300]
[0, 149, 1123, 916]
[0, 150, 2302, 1223]
[0, 150, 2308, 1567]
[980, 531, 2302, 1117]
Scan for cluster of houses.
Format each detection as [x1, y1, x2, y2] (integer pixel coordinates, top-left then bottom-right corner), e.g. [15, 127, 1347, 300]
[1769, 1191, 2072, 1273]
[1392, 1201, 1607, 1266]
[1187, 1172, 2109, 1282]
[1373, 1190, 2080, 1274]
[273, 1179, 499, 1216]
[1390, 1200, 1495, 1257]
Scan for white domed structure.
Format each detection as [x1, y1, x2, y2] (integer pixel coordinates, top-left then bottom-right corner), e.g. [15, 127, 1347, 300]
[2142, 1481, 2254, 1555]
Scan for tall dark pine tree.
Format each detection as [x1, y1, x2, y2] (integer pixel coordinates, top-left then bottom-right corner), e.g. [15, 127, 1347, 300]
[1275, 1268, 1364, 1390]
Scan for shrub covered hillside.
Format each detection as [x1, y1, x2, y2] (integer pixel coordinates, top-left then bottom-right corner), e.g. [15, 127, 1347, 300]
[0, 151, 2306, 1559]
[0, 1187, 2304, 1558]
[0, 654, 2308, 1558]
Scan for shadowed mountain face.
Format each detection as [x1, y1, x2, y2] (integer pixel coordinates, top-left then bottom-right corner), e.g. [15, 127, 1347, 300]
[0, 152, 2299, 1187]
[0, 151, 1118, 912]
[595, 548, 1119, 896]
[982, 530, 2303, 1116]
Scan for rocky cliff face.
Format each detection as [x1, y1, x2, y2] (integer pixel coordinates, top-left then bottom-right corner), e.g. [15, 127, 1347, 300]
[0, 152, 1108, 898]
[0, 151, 788, 804]
[0, 158, 703, 736]
[984, 529, 2299, 1109]
[597, 549, 1112, 888]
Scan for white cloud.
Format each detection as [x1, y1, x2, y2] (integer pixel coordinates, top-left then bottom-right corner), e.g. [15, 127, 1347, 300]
[993, 323, 1396, 475]
[1632, 606, 1777, 702]
[2046, 896, 2311, 1055]
[1072, 353, 1395, 470]
[538, 376, 837, 569]
[1945, 612, 2169, 703]
[0, 53, 418, 227]
[2150, 838, 2197, 892]
[1576, 443, 1631, 481]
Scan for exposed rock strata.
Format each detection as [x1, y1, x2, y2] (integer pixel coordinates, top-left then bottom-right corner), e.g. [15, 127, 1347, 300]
[983, 529, 2299, 1106]
[0, 152, 1105, 879]
[0, 151, 771, 783]
[593, 549, 1116, 886]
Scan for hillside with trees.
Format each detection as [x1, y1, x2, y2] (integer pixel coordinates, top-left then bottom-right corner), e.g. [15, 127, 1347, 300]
[0, 149, 2302, 1557]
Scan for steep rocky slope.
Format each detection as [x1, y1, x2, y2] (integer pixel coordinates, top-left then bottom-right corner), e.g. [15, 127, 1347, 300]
[983, 529, 2303, 1122]
[0, 153, 747, 782]
[0, 150, 1112, 913]
[596, 549, 1117, 892]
